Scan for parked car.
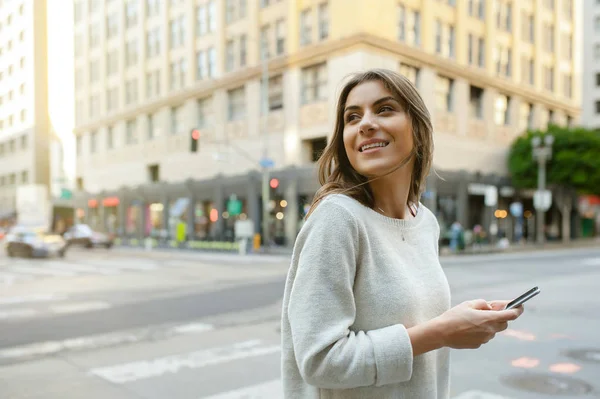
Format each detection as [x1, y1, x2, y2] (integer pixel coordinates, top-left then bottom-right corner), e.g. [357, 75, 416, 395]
[63, 224, 114, 249]
[5, 226, 68, 258]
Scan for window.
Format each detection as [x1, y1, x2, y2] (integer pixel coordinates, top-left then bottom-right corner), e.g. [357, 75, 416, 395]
[596, 17, 600, 33]
[107, 50, 118, 75]
[89, 23, 100, 48]
[228, 86, 246, 121]
[435, 20, 442, 53]
[126, 0, 138, 29]
[20, 110, 26, 122]
[595, 101, 600, 114]
[89, 94, 100, 118]
[478, 38, 485, 67]
[545, 24, 554, 52]
[563, 34, 572, 60]
[126, 120, 137, 145]
[208, 1, 216, 32]
[107, 126, 114, 149]
[20, 135, 27, 149]
[522, 13, 534, 43]
[146, 28, 160, 58]
[300, 9, 311, 46]
[74, 34, 84, 57]
[276, 19, 286, 55]
[196, 5, 207, 36]
[596, 73, 600, 87]
[318, 3, 329, 40]
[399, 63, 419, 87]
[596, 44, 600, 60]
[260, 25, 271, 59]
[126, 39, 138, 67]
[301, 63, 327, 104]
[147, 114, 156, 139]
[146, 70, 161, 97]
[469, 86, 483, 119]
[74, 1, 84, 23]
[226, 40, 235, 71]
[494, 95, 510, 125]
[21, 171, 28, 184]
[148, 164, 160, 182]
[268, 75, 283, 111]
[544, 66, 554, 91]
[468, 34, 473, 64]
[519, 102, 533, 131]
[563, 74, 572, 98]
[239, 35, 247, 67]
[76, 136, 82, 156]
[106, 13, 118, 39]
[170, 59, 186, 90]
[90, 130, 97, 153]
[398, 5, 406, 41]
[435, 75, 453, 112]
[225, 0, 246, 23]
[448, 26, 455, 58]
[196, 50, 208, 79]
[308, 137, 327, 162]
[197, 98, 209, 128]
[170, 106, 184, 134]
[106, 87, 118, 111]
[147, 0, 160, 17]
[126, 79, 138, 105]
[208, 47, 216, 78]
[170, 16, 185, 48]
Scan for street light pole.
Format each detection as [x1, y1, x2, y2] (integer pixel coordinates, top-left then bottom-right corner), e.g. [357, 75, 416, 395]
[260, 41, 271, 251]
[531, 135, 554, 244]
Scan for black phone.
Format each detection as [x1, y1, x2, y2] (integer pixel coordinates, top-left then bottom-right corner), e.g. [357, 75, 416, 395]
[505, 286, 540, 310]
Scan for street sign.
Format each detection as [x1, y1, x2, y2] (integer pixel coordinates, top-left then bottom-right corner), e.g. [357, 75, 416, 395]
[484, 186, 498, 207]
[227, 195, 243, 216]
[509, 202, 523, 218]
[60, 188, 73, 200]
[533, 189, 552, 211]
[259, 157, 274, 169]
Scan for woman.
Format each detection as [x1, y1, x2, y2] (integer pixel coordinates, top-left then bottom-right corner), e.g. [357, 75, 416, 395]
[280, 69, 524, 398]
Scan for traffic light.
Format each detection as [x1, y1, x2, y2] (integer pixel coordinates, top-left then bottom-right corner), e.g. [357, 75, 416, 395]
[270, 178, 279, 189]
[190, 129, 200, 152]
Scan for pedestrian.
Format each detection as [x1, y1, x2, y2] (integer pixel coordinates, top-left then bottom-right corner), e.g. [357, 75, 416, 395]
[280, 69, 524, 399]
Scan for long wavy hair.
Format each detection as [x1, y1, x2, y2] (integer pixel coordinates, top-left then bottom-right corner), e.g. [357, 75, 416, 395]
[306, 68, 434, 218]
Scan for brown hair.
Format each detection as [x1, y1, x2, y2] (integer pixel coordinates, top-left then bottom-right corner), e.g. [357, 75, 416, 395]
[306, 68, 434, 218]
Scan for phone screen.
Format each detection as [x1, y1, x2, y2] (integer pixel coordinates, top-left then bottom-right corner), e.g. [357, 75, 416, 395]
[505, 286, 540, 310]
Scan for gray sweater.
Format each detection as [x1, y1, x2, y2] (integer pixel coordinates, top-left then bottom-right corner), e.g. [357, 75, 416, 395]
[281, 194, 452, 398]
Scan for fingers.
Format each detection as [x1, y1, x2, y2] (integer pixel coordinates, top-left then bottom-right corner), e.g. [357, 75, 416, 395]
[494, 308, 523, 322]
[487, 300, 510, 311]
[470, 299, 493, 310]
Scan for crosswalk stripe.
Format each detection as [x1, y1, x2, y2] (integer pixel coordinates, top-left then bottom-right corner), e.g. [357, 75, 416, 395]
[50, 301, 111, 314]
[452, 391, 514, 399]
[0, 271, 32, 285]
[84, 260, 158, 271]
[44, 261, 121, 275]
[89, 340, 281, 384]
[0, 308, 38, 320]
[201, 379, 282, 399]
[9, 265, 77, 277]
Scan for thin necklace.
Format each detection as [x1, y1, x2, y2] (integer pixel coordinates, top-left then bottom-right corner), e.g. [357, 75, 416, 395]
[376, 204, 418, 242]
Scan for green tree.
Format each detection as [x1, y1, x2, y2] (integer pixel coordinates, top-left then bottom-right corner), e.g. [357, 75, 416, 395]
[508, 124, 600, 241]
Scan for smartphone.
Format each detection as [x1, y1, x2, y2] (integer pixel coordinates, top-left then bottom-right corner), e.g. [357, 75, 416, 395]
[505, 286, 540, 310]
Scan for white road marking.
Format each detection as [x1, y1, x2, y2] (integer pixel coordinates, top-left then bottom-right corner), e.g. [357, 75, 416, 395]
[89, 340, 281, 384]
[0, 308, 38, 320]
[582, 257, 600, 266]
[0, 322, 215, 360]
[0, 271, 33, 286]
[201, 379, 282, 399]
[452, 391, 514, 399]
[44, 261, 121, 275]
[0, 294, 67, 306]
[9, 265, 76, 277]
[85, 260, 158, 271]
[170, 323, 214, 334]
[50, 301, 111, 314]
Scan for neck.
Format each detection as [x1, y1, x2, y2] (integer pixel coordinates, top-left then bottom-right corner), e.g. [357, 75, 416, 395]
[369, 166, 414, 219]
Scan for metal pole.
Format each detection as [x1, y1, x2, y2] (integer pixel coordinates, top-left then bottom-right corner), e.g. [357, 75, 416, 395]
[260, 43, 270, 250]
[536, 156, 546, 244]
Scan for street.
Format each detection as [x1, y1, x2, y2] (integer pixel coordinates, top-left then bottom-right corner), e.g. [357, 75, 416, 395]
[0, 246, 599, 398]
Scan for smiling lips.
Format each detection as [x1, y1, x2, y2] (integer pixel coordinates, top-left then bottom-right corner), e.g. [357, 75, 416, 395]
[359, 140, 389, 152]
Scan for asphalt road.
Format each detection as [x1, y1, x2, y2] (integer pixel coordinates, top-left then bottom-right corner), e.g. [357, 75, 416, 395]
[0, 245, 599, 398]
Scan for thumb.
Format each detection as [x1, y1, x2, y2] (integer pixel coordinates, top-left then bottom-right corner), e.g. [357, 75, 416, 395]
[492, 308, 521, 321]
[470, 299, 493, 310]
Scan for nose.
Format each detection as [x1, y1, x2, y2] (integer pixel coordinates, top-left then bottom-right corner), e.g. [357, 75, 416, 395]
[359, 112, 377, 135]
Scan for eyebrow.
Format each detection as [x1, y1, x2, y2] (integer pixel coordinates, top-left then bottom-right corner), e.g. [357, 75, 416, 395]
[344, 96, 400, 113]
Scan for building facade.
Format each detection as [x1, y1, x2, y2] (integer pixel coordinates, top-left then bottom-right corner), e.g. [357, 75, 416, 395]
[71, 0, 581, 247]
[582, 0, 600, 130]
[0, 0, 51, 223]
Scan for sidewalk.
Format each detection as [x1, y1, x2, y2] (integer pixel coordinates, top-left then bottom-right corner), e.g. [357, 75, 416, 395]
[108, 237, 599, 263]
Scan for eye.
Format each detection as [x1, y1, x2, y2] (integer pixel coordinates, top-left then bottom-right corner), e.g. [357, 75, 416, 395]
[345, 113, 360, 123]
[378, 105, 394, 113]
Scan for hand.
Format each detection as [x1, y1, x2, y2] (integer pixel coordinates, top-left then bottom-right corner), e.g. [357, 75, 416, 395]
[487, 299, 525, 312]
[435, 299, 524, 350]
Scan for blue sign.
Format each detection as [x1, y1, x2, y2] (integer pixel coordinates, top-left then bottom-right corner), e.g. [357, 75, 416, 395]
[259, 157, 275, 169]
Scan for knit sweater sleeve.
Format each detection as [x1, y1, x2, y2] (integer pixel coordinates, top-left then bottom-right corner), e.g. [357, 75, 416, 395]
[287, 199, 414, 389]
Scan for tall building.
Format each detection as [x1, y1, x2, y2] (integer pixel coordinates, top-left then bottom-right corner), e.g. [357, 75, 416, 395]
[582, 0, 600, 130]
[72, 0, 581, 247]
[0, 0, 50, 223]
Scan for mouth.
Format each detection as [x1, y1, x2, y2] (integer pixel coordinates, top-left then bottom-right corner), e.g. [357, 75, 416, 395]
[359, 141, 389, 152]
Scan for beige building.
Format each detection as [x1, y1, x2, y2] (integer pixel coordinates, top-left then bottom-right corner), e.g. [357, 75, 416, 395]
[0, 0, 51, 222]
[72, 0, 581, 247]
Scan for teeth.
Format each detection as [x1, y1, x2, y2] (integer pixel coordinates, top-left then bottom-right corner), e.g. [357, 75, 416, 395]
[361, 142, 387, 151]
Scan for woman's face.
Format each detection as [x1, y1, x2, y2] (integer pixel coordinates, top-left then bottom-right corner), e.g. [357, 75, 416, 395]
[342, 80, 414, 178]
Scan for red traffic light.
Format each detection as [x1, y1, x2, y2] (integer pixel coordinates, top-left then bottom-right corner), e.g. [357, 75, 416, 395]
[191, 129, 200, 140]
[270, 178, 279, 189]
